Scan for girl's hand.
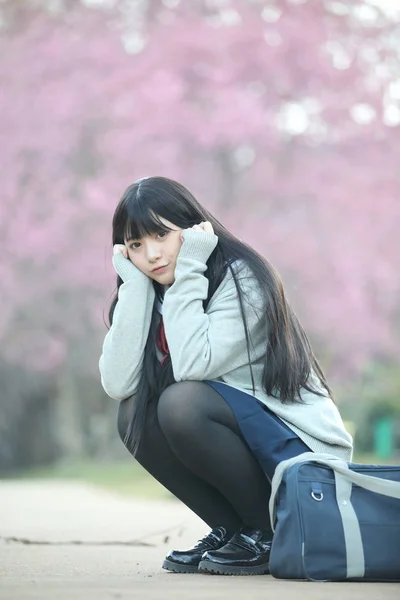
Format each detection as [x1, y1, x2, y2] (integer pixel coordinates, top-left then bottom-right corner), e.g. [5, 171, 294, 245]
[113, 244, 129, 259]
[112, 244, 144, 282]
[181, 221, 214, 241]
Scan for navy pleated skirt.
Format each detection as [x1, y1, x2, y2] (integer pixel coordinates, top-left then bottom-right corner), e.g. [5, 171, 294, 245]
[204, 380, 311, 480]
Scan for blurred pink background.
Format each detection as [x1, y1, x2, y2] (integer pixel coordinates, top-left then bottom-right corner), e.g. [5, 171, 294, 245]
[1, 0, 399, 468]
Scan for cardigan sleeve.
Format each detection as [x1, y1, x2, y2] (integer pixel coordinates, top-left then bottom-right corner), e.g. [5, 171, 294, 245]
[162, 234, 265, 382]
[99, 253, 155, 401]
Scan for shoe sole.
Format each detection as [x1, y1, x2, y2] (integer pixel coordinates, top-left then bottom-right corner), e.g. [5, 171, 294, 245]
[162, 558, 199, 574]
[198, 558, 270, 576]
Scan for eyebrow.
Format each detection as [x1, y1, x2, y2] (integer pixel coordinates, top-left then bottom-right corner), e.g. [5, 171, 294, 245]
[125, 226, 170, 243]
[125, 231, 157, 242]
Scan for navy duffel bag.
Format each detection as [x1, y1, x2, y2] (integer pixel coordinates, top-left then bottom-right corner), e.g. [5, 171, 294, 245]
[269, 452, 400, 581]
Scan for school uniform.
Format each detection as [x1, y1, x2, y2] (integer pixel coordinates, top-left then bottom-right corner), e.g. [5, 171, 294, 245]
[99, 228, 353, 475]
[100, 228, 354, 575]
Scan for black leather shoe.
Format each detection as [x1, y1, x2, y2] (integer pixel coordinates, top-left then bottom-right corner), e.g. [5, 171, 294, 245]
[198, 528, 272, 576]
[162, 526, 230, 573]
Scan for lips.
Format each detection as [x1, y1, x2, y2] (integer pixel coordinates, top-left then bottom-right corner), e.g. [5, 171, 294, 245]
[152, 264, 168, 272]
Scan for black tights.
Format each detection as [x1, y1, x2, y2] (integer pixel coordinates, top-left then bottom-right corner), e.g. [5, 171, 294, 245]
[117, 381, 273, 537]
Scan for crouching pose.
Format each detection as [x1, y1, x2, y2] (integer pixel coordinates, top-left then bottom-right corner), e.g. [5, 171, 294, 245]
[99, 176, 353, 576]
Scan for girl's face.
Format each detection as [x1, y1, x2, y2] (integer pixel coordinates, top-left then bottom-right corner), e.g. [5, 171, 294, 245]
[124, 216, 183, 285]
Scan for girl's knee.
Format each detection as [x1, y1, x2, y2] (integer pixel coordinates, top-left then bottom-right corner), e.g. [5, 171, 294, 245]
[117, 397, 133, 447]
[157, 381, 207, 435]
[117, 397, 149, 461]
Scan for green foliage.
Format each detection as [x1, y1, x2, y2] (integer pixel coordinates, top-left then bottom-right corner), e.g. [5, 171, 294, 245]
[342, 363, 400, 453]
[9, 459, 172, 499]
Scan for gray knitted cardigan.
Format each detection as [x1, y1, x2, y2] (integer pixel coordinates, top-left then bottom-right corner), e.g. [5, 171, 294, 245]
[99, 229, 353, 461]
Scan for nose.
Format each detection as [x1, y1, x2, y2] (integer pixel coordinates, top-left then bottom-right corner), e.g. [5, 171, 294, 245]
[145, 241, 162, 263]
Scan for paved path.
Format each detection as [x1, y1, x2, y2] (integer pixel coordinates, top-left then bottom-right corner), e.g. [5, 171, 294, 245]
[0, 480, 398, 599]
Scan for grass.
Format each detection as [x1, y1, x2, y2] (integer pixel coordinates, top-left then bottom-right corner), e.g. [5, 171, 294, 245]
[8, 459, 172, 499]
[352, 452, 399, 465]
[5, 453, 398, 499]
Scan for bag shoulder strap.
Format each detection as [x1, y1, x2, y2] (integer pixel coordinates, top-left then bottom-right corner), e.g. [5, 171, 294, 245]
[269, 452, 400, 529]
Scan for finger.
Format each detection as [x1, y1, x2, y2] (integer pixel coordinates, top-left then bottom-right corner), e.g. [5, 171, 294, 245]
[197, 221, 213, 234]
[113, 244, 128, 258]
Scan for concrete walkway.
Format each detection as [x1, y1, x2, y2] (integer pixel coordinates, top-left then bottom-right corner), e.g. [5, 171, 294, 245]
[0, 480, 398, 599]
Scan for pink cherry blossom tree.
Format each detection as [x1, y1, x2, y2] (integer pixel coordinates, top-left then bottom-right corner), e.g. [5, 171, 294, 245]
[0, 0, 399, 386]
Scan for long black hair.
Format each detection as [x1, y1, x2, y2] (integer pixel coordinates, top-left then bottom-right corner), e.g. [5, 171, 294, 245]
[109, 176, 332, 455]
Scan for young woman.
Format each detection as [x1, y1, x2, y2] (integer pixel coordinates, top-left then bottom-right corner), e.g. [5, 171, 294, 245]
[99, 176, 353, 576]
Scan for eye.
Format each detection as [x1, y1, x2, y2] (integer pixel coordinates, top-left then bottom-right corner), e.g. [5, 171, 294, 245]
[157, 230, 168, 239]
[129, 242, 141, 250]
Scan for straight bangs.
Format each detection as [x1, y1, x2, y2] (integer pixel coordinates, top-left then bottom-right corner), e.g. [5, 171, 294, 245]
[113, 179, 203, 245]
[113, 191, 175, 245]
[123, 205, 175, 243]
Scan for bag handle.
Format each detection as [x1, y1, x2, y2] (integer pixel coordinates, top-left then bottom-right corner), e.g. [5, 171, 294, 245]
[269, 452, 400, 529]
